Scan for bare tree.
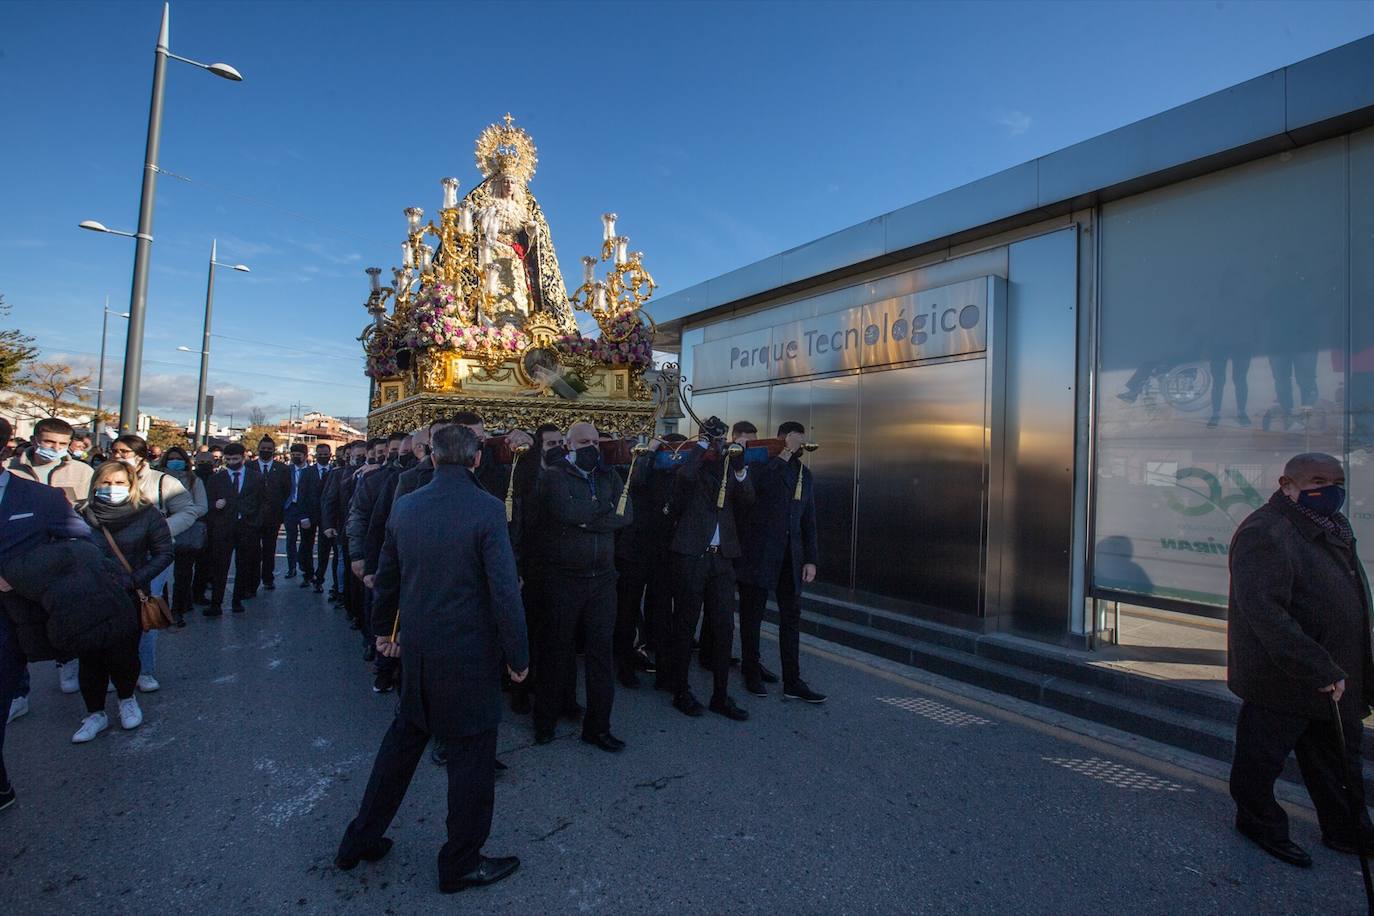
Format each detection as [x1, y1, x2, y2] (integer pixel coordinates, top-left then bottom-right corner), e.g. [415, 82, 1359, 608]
[3, 361, 98, 422]
[248, 406, 268, 426]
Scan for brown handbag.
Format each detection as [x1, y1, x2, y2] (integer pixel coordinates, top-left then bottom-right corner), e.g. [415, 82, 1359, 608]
[101, 526, 174, 632]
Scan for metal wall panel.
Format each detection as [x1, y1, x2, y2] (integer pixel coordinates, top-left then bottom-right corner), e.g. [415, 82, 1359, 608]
[1286, 36, 1374, 137]
[854, 362, 986, 611]
[726, 386, 771, 435]
[996, 229, 1079, 635]
[800, 377, 858, 589]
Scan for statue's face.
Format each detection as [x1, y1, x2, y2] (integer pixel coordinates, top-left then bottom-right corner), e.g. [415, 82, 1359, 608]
[493, 177, 513, 199]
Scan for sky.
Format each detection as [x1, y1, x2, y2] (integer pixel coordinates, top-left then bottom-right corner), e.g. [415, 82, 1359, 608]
[2, 0, 1373, 426]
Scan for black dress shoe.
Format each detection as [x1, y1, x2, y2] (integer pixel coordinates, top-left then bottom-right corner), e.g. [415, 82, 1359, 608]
[231, 602, 246, 614]
[334, 836, 393, 871]
[194, 595, 211, 607]
[363, 643, 377, 663]
[633, 648, 656, 673]
[205, 606, 223, 618]
[174, 612, 187, 629]
[263, 580, 275, 590]
[618, 669, 640, 689]
[439, 855, 519, 893]
[1237, 822, 1312, 867]
[1322, 833, 1374, 856]
[672, 692, 704, 717]
[431, 739, 449, 766]
[709, 696, 749, 721]
[372, 669, 394, 693]
[581, 731, 626, 752]
[758, 664, 779, 684]
[534, 726, 556, 745]
[744, 674, 767, 698]
[314, 583, 324, 594]
[560, 702, 584, 721]
[783, 680, 827, 704]
[495, 758, 508, 771]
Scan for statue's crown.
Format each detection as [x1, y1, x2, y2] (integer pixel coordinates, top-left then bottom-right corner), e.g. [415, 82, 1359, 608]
[475, 113, 538, 185]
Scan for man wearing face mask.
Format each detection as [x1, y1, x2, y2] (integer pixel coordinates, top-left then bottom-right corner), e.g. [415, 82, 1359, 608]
[347, 433, 407, 688]
[507, 423, 564, 716]
[310, 444, 334, 595]
[336, 439, 383, 629]
[1227, 452, 1374, 868]
[532, 422, 630, 751]
[392, 422, 445, 508]
[192, 449, 220, 606]
[6, 418, 92, 507]
[204, 443, 264, 616]
[250, 437, 291, 592]
[321, 441, 366, 605]
[282, 444, 322, 586]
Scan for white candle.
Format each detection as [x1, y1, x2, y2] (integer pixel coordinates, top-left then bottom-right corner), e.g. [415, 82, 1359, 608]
[486, 270, 500, 294]
[367, 267, 381, 292]
[402, 242, 414, 269]
[405, 207, 424, 231]
[593, 282, 607, 311]
[478, 243, 490, 267]
[582, 256, 597, 285]
[459, 203, 473, 234]
[614, 236, 629, 265]
[602, 212, 618, 242]
[441, 177, 459, 210]
[419, 243, 433, 270]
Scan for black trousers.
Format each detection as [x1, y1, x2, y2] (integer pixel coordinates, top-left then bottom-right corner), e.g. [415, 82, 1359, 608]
[1230, 700, 1373, 843]
[77, 632, 140, 712]
[258, 521, 281, 586]
[209, 522, 259, 607]
[192, 544, 213, 602]
[614, 552, 671, 670]
[342, 542, 364, 627]
[339, 716, 497, 881]
[284, 506, 316, 579]
[512, 573, 547, 708]
[737, 547, 803, 686]
[316, 531, 335, 587]
[537, 572, 617, 736]
[171, 548, 199, 614]
[670, 552, 736, 702]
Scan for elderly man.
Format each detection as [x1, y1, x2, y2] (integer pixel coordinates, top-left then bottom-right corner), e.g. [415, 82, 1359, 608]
[1228, 452, 1373, 868]
[335, 424, 528, 894]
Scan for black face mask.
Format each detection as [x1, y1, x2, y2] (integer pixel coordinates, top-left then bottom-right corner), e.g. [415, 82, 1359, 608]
[399, 453, 418, 469]
[368, 455, 381, 465]
[543, 445, 565, 467]
[573, 444, 600, 473]
[291, 455, 305, 465]
[423, 444, 432, 456]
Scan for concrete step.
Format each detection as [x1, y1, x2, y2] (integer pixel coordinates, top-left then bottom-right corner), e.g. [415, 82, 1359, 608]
[772, 601, 1374, 795]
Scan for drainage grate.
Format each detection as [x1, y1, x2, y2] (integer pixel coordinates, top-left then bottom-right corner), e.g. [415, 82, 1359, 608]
[1041, 756, 1193, 792]
[877, 696, 994, 727]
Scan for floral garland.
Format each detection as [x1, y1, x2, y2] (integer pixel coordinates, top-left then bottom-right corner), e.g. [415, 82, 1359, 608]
[405, 283, 529, 354]
[555, 310, 654, 368]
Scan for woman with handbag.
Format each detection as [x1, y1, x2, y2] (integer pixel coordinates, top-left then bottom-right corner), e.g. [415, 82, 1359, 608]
[159, 446, 208, 628]
[71, 461, 173, 743]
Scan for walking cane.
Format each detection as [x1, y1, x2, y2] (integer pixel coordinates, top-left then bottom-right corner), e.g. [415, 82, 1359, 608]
[1330, 694, 1374, 915]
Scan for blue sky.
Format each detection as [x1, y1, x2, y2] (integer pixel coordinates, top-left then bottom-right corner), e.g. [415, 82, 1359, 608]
[2, 0, 1372, 425]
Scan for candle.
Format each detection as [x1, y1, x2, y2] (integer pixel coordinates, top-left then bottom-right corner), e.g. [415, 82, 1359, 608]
[614, 236, 629, 265]
[405, 207, 424, 231]
[593, 282, 607, 311]
[478, 243, 490, 267]
[419, 243, 433, 270]
[458, 202, 473, 234]
[602, 212, 618, 242]
[402, 242, 414, 269]
[582, 256, 597, 286]
[367, 267, 381, 292]
[441, 177, 459, 210]
[486, 270, 500, 294]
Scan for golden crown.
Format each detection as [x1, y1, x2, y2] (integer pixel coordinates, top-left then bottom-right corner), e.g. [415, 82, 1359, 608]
[474, 113, 538, 186]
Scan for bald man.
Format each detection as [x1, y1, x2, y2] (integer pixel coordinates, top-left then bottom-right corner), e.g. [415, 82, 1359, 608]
[1228, 452, 1373, 868]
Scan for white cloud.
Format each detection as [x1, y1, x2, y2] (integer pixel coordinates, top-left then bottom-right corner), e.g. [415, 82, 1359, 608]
[991, 108, 1032, 137]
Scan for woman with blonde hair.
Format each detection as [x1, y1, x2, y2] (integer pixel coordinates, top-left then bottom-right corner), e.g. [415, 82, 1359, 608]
[71, 460, 172, 742]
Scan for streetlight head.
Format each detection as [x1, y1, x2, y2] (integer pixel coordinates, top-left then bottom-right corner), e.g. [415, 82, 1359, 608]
[231, 264, 250, 273]
[206, 62, 243, 81]
[79, 220, 110, 233]
[177, 346, 193, 352]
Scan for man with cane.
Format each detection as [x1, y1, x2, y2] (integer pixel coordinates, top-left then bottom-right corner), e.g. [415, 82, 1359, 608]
[1228, 452, 1374, 870]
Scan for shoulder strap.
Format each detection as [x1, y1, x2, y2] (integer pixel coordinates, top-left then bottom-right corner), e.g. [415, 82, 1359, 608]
[158, 473, 166, 511]
[101, 525, 134, 575]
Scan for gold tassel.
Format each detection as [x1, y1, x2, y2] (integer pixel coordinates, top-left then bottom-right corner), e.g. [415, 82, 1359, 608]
[793, 443, 819, 501]
[504, 444, 529, 521]
[717, 443, 744, 509]
[617, 445, 650, 516]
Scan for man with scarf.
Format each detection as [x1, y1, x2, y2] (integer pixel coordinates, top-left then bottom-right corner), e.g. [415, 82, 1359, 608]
[1228, 452, 1374, 868]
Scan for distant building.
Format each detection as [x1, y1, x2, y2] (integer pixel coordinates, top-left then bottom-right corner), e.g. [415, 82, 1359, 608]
[272, 411, 364, 452]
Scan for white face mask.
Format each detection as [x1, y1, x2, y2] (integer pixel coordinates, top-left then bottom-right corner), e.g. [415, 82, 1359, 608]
[118, 456, 141, 471]
[96, 485, 131, 504]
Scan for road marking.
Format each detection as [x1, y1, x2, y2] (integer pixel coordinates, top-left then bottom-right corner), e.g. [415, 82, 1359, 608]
[1042, 756, 1194, 792]
[878, 695, 994, 727]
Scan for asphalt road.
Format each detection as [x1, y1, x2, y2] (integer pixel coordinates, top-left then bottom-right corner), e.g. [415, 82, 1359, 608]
[1, 566, 1368, 914]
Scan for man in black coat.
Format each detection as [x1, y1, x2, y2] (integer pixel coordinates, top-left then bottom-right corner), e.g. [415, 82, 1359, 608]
[249, 436, 291, 591]
[1227, 452, 1374, 868]
[613, 437, 672, 688]
[204, 443, 263, 615]
[309, 443, 334, 594]
[508, 423, 564, 715]
[533, 421, 630, 751]
[735, 421, 826, 703]
[664, 417, 754, 721]
[318, 442, 358, 602]
[335, 424, 528, 894]
[282, 443, 322, 586]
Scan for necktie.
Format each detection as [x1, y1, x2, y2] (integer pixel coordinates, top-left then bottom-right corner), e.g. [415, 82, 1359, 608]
[290, 468, 299, 505]
[232, 470, 241, 492]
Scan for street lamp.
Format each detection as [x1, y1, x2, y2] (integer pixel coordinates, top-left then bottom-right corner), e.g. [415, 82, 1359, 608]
[190, 239, 250, 449]
[90, 298, 131, 447]
[108, 3, 242, 436]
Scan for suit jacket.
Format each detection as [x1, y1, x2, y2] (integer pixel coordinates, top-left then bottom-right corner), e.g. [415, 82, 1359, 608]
[319, 465, 344, 533]
[734, 455, 819, 590]
[372, 465, 529, 738]
[392, 460, 434, 506]
[1228, 492, 1374, 720]
[282, 461, 322, 523]
[205, 466, 263, 531]
[364, 468, 402, 574]
[347, 462, 400, 563]
[0, 471, 92, 565]
[538, 459, 629, 578]
[250, 459, 291, 528]
[666, 445, 754, 559]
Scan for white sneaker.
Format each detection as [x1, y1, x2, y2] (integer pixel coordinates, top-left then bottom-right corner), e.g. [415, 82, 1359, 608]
[57, 660, 80, 694]
[72, 712, 109, 743]
[136, 674, 160, 693]
[6, 696, 28, 724]
[118, 697, 143, 730]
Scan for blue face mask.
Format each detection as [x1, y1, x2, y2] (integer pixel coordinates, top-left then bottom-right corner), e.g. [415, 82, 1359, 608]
[165, 459, 187, 472]
[95, 485, 130, 504]
[35, 445, 68, 462]
[1298, 484, 1346, 516]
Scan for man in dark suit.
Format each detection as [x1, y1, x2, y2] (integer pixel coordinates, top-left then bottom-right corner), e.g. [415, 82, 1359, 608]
[0, 416, 93, 811]
[335, 424, 528, 894]
[320, 441, 363, 603]
[1228, 452, 1374, 867]
[664, 417, 754, 721]
[205, 443, 263, 615]
[310, 443, 333, 594]
[283, 443, 322, 587]
[735, 421, 826, 704]
[250, 436, 290, 591]
[393, 420, 446, 506]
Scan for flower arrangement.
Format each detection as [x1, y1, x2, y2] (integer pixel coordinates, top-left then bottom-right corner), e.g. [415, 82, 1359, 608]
[555, 309, 654, 368]
[364, 326, 403, 380]
[404, 283, 530, 354]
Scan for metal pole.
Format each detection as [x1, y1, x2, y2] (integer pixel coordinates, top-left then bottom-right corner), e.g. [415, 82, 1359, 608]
[94, 296, 110, 446]
[118, 2, 169, 434]
[193, 238, 216, 449]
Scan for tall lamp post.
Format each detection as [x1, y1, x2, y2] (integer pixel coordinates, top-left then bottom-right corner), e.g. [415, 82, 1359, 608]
[187, 239, 250, 449]
[94, 297, 131, 447]
[102, 3, 243, 435]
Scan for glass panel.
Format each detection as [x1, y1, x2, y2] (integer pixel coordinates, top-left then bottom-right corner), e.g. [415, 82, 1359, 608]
[1350, 128, 1374, 577]
[726, 386, 770, 437]
[1095, 138, 1349, 607]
